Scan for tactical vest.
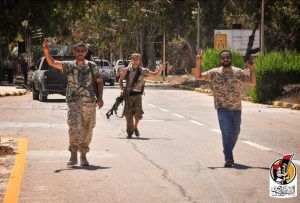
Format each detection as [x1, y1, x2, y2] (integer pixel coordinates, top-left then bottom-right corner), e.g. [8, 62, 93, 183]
[125, 66, 146, 94]
[65, 60, 96, 103]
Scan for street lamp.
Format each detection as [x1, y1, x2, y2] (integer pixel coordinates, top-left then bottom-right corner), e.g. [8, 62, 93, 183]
[21, 20, 32, 66]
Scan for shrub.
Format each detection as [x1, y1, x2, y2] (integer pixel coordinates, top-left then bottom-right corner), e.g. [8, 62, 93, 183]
[253, 52, 300, 102]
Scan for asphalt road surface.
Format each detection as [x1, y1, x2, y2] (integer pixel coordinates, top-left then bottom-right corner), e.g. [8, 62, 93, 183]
[0, 85, 299, 203]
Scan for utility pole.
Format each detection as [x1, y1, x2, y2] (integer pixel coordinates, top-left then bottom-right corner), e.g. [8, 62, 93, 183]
[163, 31, 166, 81]
[196, 1, 200, 51]
[260, 0, 265, 54]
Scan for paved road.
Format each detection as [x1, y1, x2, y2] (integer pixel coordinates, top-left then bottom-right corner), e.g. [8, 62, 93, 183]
[0, 86, 299, 202]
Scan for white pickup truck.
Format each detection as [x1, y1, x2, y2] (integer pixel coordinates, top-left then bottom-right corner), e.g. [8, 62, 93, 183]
[114, 59, 130, 81]
[95, 59, 115, 86]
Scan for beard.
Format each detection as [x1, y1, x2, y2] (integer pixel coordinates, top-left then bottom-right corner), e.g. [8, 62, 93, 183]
[221, 61, 231, 68]
[76, 55, 86, 61]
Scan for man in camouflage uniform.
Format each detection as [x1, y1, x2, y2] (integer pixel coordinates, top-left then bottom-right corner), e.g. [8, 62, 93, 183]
[119, 53, 164, 138]
[194, 50, 256, 167]
[43, 42, 104, 166]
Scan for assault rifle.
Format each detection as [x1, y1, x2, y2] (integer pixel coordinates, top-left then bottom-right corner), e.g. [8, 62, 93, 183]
[106, 95, 125, 119]
[244, 21, 260, 64]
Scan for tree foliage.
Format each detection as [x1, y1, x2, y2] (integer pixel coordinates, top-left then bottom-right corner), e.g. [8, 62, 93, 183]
[1, 0, 300, 69]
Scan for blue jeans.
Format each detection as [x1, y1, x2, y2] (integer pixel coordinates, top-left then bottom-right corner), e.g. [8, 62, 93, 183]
[217, 108, 241, 162]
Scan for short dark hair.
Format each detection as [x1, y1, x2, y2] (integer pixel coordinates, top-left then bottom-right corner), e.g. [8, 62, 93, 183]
[73, 42, 87, 50]
[219, 50, 232, 58]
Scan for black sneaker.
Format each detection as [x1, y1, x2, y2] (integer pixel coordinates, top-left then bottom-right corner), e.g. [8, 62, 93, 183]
[224, 160, 234, 168]
[127, 130, 133, 139]
[134, 128, 140, 137]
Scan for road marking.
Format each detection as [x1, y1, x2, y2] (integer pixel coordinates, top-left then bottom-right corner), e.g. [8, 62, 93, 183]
[211, 129, 221, 133]
[242, 141, 272, 151]
[189, 120, 205, 126]
[142, 119, 164, 122]
[293, 160, 300, 167]
[3, 138, 28, 203]
[159, 108, 170, 112]
[147, 104, 157, 108]
[172, 113, 185, 118]
[0, 122, 67, 128]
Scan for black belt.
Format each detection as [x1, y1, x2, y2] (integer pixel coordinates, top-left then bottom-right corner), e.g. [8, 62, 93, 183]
[129, 91, 142, 96]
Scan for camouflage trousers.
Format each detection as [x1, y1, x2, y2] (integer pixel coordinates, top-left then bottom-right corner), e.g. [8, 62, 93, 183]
[123, 94, 144, 132]
[67, 102, 96, 153]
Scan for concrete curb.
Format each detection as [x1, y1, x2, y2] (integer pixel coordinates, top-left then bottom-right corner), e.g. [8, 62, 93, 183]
[0, 90, 27, 97]
[145, 80, 170, 85]
[269, 101, 300, 110]
[194, 87, 213, 94]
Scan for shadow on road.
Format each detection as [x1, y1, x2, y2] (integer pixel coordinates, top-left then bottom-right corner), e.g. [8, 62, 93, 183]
[109, 137, 173, 141]
[54, 165, 111, 173]
[207, 163, 269, 170]
[46, 99, 66, 103]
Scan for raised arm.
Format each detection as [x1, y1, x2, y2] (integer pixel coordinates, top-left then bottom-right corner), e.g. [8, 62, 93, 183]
[247, 61, 256, 87]
[146, 64, 164, 77]
[42, 42, 63, 70]
[194, 49, 206, 80]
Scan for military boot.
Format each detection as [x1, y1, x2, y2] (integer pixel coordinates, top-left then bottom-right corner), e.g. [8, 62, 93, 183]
[80, 152, 89, 166]
[67, 151, 78, 165]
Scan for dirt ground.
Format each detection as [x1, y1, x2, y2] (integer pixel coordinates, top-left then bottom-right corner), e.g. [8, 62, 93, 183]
[0, 137, 17, 200]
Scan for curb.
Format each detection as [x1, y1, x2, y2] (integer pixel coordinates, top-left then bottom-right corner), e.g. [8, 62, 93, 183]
[269, 101, 300, 110]
[0, 90, 27, 97]
[145, 80, 170, 85]
[195, 87, 213, 94]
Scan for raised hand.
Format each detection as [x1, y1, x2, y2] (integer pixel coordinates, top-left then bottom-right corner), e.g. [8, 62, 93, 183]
[196, 49, 203, 61]
[42, 41, 49, 53]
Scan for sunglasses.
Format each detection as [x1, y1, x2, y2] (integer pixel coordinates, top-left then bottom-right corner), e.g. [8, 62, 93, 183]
[221, 56, 231, 60]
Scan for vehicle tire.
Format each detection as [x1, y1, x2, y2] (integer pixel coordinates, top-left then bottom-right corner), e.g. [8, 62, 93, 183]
[110, 81, 115, 86]
[32, 85, 39, 100]
[39, 86, 47, 102]
[115, 76, 119, 82]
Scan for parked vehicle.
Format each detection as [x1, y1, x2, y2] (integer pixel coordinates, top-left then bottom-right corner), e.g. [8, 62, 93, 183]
[114, 59, 130, 81]
[95, 59, 115, 86]
[31, 55, 74, 102]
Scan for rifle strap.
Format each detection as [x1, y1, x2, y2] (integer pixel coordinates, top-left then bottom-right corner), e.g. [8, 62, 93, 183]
[88, 62, 96, 82]
[125, 66, 142, 93]
[88, 62, 98, 99]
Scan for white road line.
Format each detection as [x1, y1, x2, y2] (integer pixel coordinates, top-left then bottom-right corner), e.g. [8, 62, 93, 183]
[142, 119, 164, 122]
[147, 104, 157, 108]
[293, 160, 300, 167]
[172, 113, 185, 118]
[211, 129, 221, 133]
[159, 108, 170, 112]
[242, 141, 272, 151]
[189, 120, 205, 126]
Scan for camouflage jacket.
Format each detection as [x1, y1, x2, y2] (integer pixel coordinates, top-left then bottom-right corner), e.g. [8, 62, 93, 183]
[203, 66, 250, 110]
[62, 60, 100, 103]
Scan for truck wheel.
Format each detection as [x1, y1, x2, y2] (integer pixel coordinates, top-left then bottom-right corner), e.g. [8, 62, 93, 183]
[39, 86, 47, 102]
[32, 85, 39, 100]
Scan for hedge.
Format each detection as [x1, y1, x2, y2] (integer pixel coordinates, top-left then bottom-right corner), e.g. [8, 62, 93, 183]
[251, 52, 300, 102]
